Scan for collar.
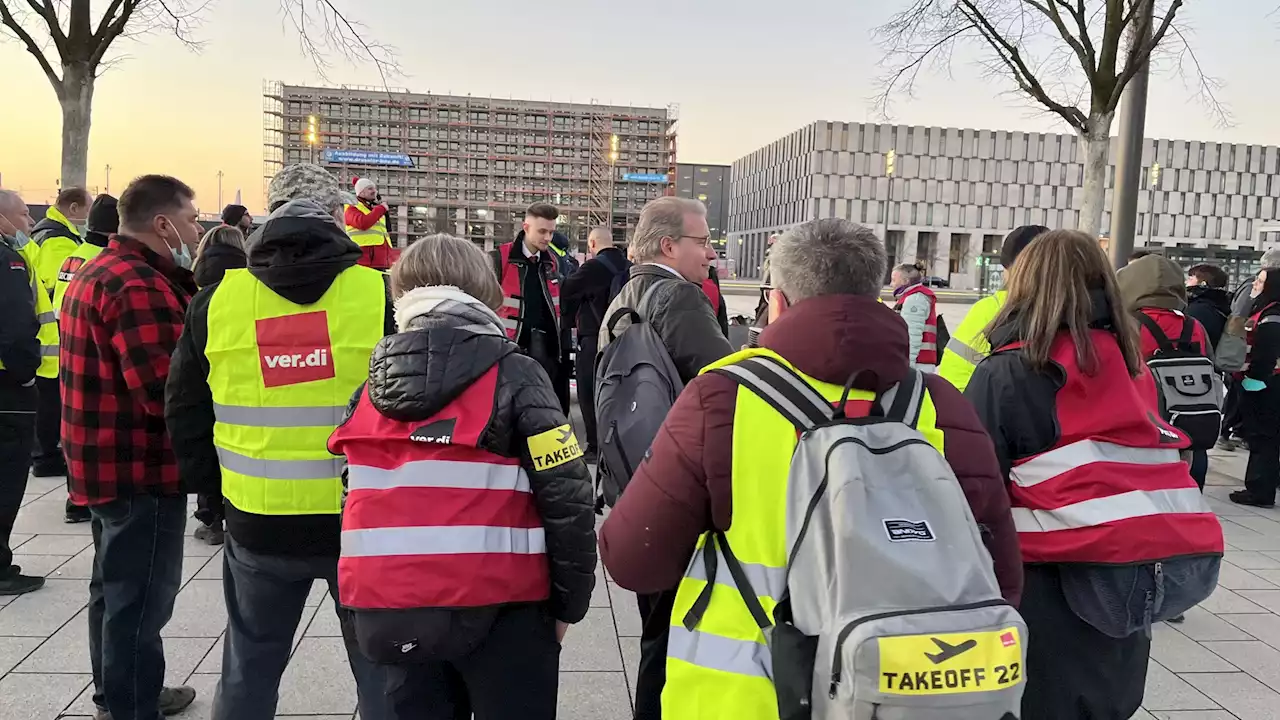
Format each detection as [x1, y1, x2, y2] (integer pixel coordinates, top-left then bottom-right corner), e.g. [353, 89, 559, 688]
[111, 233, 183, 276]
[645, 261, 681, 279]
[46, 206, 81, 238]
[521, 241, 541, 260]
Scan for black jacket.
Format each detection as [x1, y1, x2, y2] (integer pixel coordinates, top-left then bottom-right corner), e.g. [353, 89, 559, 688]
[1186, 286, 1231, 349]
[0, 236, 40, 408]
[494, 235, 559, 352]
[560, 247, 629, 338]
[166, 200, 395, 557]
[193, 242, 247, 288]
[346, 304, 596, 638]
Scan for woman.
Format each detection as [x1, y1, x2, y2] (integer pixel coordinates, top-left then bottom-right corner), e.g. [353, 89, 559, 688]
[1229, 267, 1280, 507]
[890, 262, 940, 371]
[327, 233, 597, 720]
[193, 225, 247, 288]
[965, 230, 1223, 720]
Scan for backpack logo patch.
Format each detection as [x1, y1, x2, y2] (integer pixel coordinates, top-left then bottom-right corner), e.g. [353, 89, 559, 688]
[256, 311, 336, 388]
[884, 518, 935, 543]
[409, 418, 456, 445]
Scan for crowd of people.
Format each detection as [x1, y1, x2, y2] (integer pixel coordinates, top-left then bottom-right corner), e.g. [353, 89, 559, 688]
[0, 157, 1268, 720]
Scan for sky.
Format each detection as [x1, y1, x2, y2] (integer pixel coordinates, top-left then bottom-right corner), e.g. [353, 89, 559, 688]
[0, 0, 1277, 214]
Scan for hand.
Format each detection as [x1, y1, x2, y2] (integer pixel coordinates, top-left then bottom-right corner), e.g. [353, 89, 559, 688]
[555, 621, 570, 644]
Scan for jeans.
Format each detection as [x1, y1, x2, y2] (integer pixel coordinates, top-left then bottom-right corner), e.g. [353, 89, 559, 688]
[88, 495, 187, 720]
[575, 334, 599, 450]
[384, 604, 559, 720]
[635, 590, 677, 720]
[213, 535, 391, 720]
[0, 408, 35, 573]
[32, 376, 64, 473]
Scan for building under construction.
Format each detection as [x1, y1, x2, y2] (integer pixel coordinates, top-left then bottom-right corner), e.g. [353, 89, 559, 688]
[264, 82, 678, 250]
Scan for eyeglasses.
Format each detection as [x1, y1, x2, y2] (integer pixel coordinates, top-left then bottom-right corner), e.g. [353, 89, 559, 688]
[679, 234, 712, 247]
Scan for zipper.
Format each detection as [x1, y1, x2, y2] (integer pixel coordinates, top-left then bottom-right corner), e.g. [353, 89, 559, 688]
[827, 598, 1010, 699]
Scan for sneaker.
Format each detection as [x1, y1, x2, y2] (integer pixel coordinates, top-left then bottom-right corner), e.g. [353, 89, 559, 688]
[1230, 490, 1276, 508]
[31, 459, 68, 477]
[193, 522, 224, 546]
[1216, 437, 1240, 451]
[1167, 614, 1186, 624]
[93, 685, 197, 719]
[65, 505, 92, 524]
[0, 567, 45, 596]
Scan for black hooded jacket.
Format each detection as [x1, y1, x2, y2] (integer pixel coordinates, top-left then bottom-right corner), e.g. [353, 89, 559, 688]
[1246, 274, 1280, 386]
[1186, 285, 1231, 349]
[166, 200, 395, 557]
[192, 242, 247, 288]
[342, 300, 596, 638]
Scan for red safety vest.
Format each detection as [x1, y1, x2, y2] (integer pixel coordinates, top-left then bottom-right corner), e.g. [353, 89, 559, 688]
[1001, 330, 1223, 565]
[894, 283, 939, 367]
[701, 275, 722, 316]
[1243, 302, 1280, 375]
[496, 241, 561, 341]
[329, 366, 551, 610]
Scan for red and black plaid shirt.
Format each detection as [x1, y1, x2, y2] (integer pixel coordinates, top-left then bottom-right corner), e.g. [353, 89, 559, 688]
[60, 234, 196, 505]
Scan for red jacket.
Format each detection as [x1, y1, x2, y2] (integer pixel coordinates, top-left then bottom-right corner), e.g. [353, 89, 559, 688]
[343, 204, 394, 270]
[1135, 308, 1211, 359]
[599, 294, 1024, 605]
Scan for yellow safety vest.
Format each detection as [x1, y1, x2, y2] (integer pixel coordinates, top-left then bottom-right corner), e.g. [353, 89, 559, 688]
[15, 244, 58, 378]
[936, 291, 1007, 392]
[344, 203, 390, 248]
[205, 265, 385, 516]
[33, 207, 82, 296]
[663, 347, 945, 720]
[53, 242, 104, 319]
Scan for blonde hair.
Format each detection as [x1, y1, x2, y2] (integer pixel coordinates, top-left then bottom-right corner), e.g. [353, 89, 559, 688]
[194, 226, 245, 270]
[391, 233, 503, 310]
[986, 229, 1143, 377]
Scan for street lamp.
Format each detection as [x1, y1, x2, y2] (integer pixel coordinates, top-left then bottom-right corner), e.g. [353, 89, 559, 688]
[307, 114, 319, 163]
[1147, 162, 1161, 248]
[884, 149, 897, 262]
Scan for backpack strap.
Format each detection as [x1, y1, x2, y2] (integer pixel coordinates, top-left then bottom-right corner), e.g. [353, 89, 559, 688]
[604, 278, 668, 335]
[1134, 311, 1175, 353]
[877, 369, 925, 427]
[597, 252, 621, 276]
[682, 531, 774, 635]
[711, 355, 833, 430]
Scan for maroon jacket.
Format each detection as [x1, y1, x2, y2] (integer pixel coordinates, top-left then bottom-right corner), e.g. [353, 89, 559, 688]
[599, 294, 1024, 605]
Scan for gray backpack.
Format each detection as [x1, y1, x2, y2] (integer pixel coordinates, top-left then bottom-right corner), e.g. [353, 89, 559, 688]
[703, 357, 1027, 720]
[594, 280, 683, 506]
[1134, 312, 1224, 450]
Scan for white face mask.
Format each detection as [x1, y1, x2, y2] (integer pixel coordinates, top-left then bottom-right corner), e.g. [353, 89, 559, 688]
[171, 243, 193, 270]
[10, 231, 30, 250]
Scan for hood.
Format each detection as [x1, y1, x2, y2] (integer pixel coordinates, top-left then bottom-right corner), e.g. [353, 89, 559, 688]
[193, 242, 247, 288]
[1117, 254, 1187, 312]
[759, 294, 908, 392]
[368, 286, 517, 422]
[244, 198, 362, 305]
[1188, 285, 1231, 314]
[988, 288, 1114, 349]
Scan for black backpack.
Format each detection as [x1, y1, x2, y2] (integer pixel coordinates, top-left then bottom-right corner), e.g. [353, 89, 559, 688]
[597, 252, 631, 305]
[1134, 312, 1224, 450]
[935, 314, 951, 361]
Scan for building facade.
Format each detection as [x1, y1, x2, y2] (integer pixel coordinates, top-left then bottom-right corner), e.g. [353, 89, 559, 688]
[264, 82, 678, 250]
[675, 163, 730, 250]
[727, 122, 1280, 286]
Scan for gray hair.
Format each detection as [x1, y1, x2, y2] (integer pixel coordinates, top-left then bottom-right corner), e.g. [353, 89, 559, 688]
[391, 233, 503, 310]
[0, 189, 23, 214]
[892, 263, 923, 284]
[629, 196, 706, 263]
[771, 219, 887, 301]
[1262, 248, 1280, 270]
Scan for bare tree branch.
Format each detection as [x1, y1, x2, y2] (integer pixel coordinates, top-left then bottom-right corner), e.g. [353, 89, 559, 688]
[279, 0, 403, 92]
[0, 1, 63, 89]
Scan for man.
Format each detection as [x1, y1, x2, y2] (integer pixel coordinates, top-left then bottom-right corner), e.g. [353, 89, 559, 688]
[32, 187, 92, 294]
[596, 196, 734, 720]
[1186, 264, 1231, 350]
[54, 194, 119, 524]
[561, 227, 629, 460]
[60, 175, 202, 720]
[937, 225, 1048, 391]
[753, 233, 780, 327]
[0, 190, 45, 596]
[167, 163, 393, 720]
[599, 219, 1022, 718]
[343, 177, 394, 270]
[494, 203, 568, 409]
[889, 262, 940, 371]
[220, 204, 254, 235]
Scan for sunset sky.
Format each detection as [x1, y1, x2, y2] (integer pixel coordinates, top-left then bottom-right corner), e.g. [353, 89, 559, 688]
[1, 0, 1276, 214]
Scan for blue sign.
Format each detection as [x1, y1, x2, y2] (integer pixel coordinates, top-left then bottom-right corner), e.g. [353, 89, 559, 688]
[622, 173, 670, 183]
[322, 149, 414, 167]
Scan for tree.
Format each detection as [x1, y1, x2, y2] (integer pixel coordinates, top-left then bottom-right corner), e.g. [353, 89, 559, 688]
[873, 0, 1227, 235]
[0, 0, 398, 190]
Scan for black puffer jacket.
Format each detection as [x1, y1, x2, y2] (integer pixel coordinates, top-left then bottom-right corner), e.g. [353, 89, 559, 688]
[356, 296, 597, 627]
[192, 242, 247, 288]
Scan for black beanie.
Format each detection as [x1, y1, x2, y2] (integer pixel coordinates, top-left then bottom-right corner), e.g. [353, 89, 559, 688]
[999, 225, 1050, 269]
[86, 194, 119, 237]
[221, 204, 249, 227]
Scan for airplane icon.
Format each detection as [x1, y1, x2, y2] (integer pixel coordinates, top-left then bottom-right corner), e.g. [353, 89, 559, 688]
[924, 637, 978, 665]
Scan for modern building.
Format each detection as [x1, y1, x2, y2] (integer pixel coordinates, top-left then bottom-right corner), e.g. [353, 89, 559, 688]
[264, 82, 678, 250]
[675, 163, 730, 251]
[727, 122, 1280, 286]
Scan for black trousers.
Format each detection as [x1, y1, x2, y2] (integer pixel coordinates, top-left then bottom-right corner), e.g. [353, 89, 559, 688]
[33, 376, 65, 474]
[1244, 435, 1280, 503]
[575, 334, 599, 450]
[1020, 564, 1151, 720]
[383, 604, 559, 720]
[634, 590, 677, 720]
[0, 405, 36, 573]
[1222, 378, 1242, 439]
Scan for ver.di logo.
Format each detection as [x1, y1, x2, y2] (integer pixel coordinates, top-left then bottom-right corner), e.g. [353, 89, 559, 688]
[256, 311, 336, 388]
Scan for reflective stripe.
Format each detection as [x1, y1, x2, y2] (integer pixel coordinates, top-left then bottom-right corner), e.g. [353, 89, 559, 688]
[552, 296, 561, 307]
[1013, 487, 1211, 533]
[216, 446, 343, 480]
[946, 337, 987, 366]
[347, 460, 530, 493]
[919, 341, 937, 351]
[341, 525, 546, 558]
[685, 544, 786, 600]
[1011, 439, 1182, 488]
[40, 346, 57, 357]
[348, 228, 385, 237]
[502, 297, 521, 310]
[502, 318, 519, 330]
[213, 403, 346, 428]
[37, 311, 55, 324]
[923, 324, 938, 333]
[667, 625, 771, 680]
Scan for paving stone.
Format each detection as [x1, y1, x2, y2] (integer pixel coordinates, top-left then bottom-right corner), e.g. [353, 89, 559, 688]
[194, 551, 223, 580]
[1201, 588, 1270, 615]
[607, 582, 642, 637]
[1224, 551, 1280, 570]
[0, 672, 90, 720]
[0, 578, 88, 637]
[168, 672, 219, 720]
[54, 546, 95, 580]
[10, 553, 74, 578]
[558, 671, 632, 720]
[162, 579, 227, 638]
[1142, 661, 1221, 711]
[11, 499, 92, 537]
[1200, 640, 1280, 693]
[1237, 590, 1280, 615]
[589, 571, 610, 608]
[1151, 712, 1243, 719]
[1221, 613, 1280, 650]
[561, 608, 624, 672]
[1167, 608, 1256, 642]
[305, 599, 344, 637]
[0, 636, 43, 675]
[1227, 515, 1280, 537]
[619, 636, 639, 699]
[1219, 520, 1280, 552]
[275, 637, 359, 715]
[1217, 563, 1279, 591]
[1183, 671, 1280, 719]
[8, 533, 34, 551]
[182, 532, 222, 558]
[1131, 710, 1157, 720]
[1152, 625, 1238, 673]
[15, 534, 92, 556]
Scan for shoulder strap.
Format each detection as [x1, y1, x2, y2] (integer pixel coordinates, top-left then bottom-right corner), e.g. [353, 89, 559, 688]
[878, 369, 925, 427]
[597, 252, 620, 275]
[604, 277, 670, 336]
[1175, 312, 1195, 350]
[710, 355, 833, 430]
[490, 248, 504, 284]
[1134, 311, 1174, 353]
[1260, 315, 1280, 327]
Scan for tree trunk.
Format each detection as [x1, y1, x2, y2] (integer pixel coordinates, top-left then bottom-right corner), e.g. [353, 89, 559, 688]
[1076, 111, 1115, 237]
[58, 61, 95, 190]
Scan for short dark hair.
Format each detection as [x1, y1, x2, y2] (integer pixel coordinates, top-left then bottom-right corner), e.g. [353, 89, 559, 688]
[525, 203, 558, 222]
[56, 187, 91, 209]
[1188, 263, 1229, 289]
[118, 175, 195, 230]
[1129, 249, 1154, 261]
